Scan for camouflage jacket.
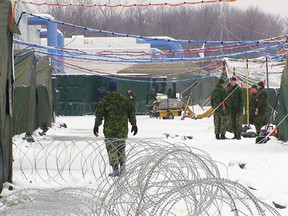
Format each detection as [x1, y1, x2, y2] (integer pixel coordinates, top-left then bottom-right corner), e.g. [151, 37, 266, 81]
[211, 84, 228, 114]
[126, 92, 135, 104]
[95, 92, 137, 138]
[146, 90, 157, 104]
[227, 84, 243, 114]
[256, 88, 268, 113]
[249, 93, 257, 114]
[167, 88, 173, 99]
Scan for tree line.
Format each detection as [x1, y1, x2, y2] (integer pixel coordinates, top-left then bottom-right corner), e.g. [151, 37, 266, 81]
[45, 1, 286, 42]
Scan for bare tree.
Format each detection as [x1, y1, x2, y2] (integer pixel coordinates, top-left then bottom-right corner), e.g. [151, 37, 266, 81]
[44, 3, 285, 41]
[124, 0, 152, 35]
[283, 17, 288, 34]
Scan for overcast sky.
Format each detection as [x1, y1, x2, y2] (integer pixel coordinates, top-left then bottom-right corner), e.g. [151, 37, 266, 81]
[229, 0, 287, 18]
[37, 1, 287, 18]
[126, 0, 287, 18]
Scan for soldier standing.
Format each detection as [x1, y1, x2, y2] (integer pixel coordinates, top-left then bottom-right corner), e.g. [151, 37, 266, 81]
[94, 80, 138, 177]
[167, 88, 173, 99]
[228, 77, 243, 140]
[211, 78, 229, 140]
[254, 81, 268, 133]
[146, 86, 157, 105]
[126, 89, 135, 105]
[249, 85, 258, 125]
[146, 86, 157, 116]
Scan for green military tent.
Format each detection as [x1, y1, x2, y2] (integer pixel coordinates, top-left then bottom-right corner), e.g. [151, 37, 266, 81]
[14, 53, 54, 136]
[0, 0, 20, 192]
[119, 61, 221, 105]
[35, 58, 53, 130]
[277, 59, 288, 142]
[13, 52, 37, 136]
[179, 75, 219, 105]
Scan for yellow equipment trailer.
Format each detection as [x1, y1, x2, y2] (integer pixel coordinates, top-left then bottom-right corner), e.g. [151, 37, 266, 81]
[150, 98, 195, 119]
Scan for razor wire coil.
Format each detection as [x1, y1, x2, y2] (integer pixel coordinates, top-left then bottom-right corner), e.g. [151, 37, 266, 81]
[0, 138, 281, 216]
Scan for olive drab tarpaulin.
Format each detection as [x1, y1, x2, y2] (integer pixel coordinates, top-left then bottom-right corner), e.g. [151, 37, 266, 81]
[180, 76, 219, 105]
[13, 52, 37, 135]
[35, 58, 53, 129]
[0, 0, 20, 192]
[14, 54, 54, 135]
[191, 76, 219, 105]
[277, 59, 288, 142]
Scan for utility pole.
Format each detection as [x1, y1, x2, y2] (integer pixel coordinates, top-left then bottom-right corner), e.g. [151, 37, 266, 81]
[246, 59, 249, 125]
[266, 57, 270, 119]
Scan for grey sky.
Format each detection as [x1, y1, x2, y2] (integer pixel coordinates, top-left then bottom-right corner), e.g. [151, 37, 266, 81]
[126, 0, 287, 18]
[36, 1, 287, 18]
[230, 0, 287, 18]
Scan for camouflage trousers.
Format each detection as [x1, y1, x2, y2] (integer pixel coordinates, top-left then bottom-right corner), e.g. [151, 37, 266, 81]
[213, 112, 228, 135]
[105, 139, 126, 167]
[254, 112, 268, 132]
[230, 112, 243, 134]
[249, 113, 256, 125]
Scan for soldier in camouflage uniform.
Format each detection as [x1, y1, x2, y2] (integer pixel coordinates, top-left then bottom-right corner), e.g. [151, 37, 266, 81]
[249, 85, 258, 125]
[146, 86, 157, 116]
[94, 80, 138, 177]
[228, 77, 243, 140]
[211, 78, 229, 140]
[146, 86, 157, 105]
[167, 88, 173, 99]
[126, 89, 135, 105]
[254, 81, 268, 133]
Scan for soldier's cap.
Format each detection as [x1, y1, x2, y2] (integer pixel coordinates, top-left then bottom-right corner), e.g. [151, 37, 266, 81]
[251, 85, 257, 89]
[218, 78, 225, 85]
[230, 76, 237, 81]
[257, 81, 264, 88]
[107, 80, 118, 92]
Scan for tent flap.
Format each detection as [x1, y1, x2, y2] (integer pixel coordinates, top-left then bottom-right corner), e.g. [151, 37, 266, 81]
[0, 0, 16, 191]
[13, 52, 37, 135]
[277, 59, 288, 142]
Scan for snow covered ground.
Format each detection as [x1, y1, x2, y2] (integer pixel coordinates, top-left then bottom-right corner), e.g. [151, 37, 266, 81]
[1, 108, 288, 215]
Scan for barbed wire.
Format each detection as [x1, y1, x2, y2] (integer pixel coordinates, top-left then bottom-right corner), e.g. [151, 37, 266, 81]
[12, 138, 220, 184]
[18, 0, 237, 8]
[15, 39, 287, 63]
[17, 12, 288, 47]
[0, 138, 280, 215]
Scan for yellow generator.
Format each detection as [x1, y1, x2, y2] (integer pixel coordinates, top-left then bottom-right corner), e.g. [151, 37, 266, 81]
[150, 98, 195, 119]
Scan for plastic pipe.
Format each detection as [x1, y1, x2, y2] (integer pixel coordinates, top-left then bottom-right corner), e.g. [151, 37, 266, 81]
[137, 37, 184, 58]
[28, 14, 62, 73]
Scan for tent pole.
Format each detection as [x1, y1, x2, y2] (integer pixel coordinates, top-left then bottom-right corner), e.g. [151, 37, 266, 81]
[266, 57, 270, 119]
[266, 57, 269, 90]
[246, 59, 249, 125]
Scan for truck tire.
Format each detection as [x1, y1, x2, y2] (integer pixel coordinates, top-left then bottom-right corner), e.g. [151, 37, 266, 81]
[167, 113, 174, 119]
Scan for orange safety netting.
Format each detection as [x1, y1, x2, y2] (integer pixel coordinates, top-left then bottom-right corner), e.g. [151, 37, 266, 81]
[20, 0, 237, 8]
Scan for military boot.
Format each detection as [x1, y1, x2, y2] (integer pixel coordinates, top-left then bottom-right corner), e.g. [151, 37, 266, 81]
[236, 133, 241, 140]
[220, 134, 227, 140]
[215, 134, 220, 140]
[109, 164, 119, 177]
